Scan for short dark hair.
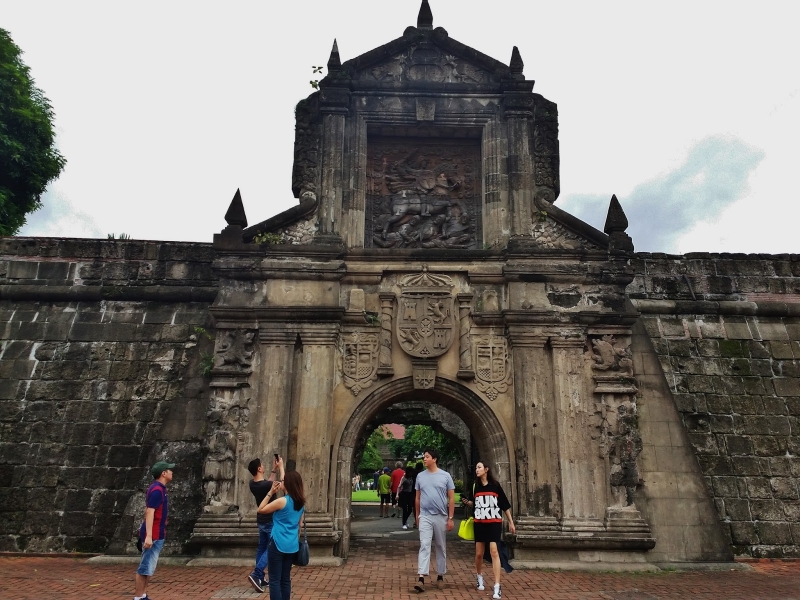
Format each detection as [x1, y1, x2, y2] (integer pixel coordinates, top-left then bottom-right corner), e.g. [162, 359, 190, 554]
[247, 458, 261, 477]
[423, 447, 439, 462]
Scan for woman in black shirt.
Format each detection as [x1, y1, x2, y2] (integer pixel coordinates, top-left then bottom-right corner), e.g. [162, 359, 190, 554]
[462, 461, 515, 600]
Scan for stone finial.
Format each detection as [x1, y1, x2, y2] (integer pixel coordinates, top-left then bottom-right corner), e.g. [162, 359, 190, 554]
[510, 46, 524, 77]
[604, 194, 634, 252]
[327, 39, 341, 71]
[603, 194, 628, 235]
[417, 0, 433, 29]
[224, 189, 248, 229]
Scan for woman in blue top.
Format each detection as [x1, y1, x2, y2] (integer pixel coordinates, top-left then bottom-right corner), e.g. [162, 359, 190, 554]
[258, 470, 306, 600]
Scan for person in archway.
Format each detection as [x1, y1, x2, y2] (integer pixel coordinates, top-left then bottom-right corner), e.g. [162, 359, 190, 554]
[246, 455, 284, 594]
[461, 460, 516, 600]
[390, 461, 405, 517]
[413, 448, 455, 593]
[398, 465, 416, 529]
[378, 466, 392, 517]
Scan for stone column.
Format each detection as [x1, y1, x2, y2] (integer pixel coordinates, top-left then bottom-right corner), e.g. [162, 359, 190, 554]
[255, 326, 297, 462]
[377, 293, 394, 376]
[456, 294, 475, 379]
[291, 323, 340, 513]
[315, 86, 350, 245]
[503, 107, 534, 236]
[550, 337, 605, 531]
[507, 327, 559, 522]
[481, 115, 509, 246]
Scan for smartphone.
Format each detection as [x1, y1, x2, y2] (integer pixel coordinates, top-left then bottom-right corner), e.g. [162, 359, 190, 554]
[274, 453, 280, 461]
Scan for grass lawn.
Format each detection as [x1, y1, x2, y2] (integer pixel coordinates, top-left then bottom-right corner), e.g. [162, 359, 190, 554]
[351, 490, 462, 503]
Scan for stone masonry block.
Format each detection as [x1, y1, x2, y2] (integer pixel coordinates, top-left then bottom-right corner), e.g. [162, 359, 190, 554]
[725, 436, 754, 455]
[723, 319, 754, 340]
[730, 522, 759, 545]
[774, 379, 800, 397]
[6, 261, 39, 279]
[745, 477, 774, 498]
[724, 498, 752, 520]
[758, 522, 793, 545]
[696, 339, 720, 357]
[755, 321, 789, 341]
[719, 340, 746, 358]
[770, 478, 800, 500]
[711, 476, 739, 498]
[660, 318, 687, 338]
[699, 320, 726, 339]
[770, 341, 795, 359]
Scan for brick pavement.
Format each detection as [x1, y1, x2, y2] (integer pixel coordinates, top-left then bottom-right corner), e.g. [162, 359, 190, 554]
[2, 540, 800, 600]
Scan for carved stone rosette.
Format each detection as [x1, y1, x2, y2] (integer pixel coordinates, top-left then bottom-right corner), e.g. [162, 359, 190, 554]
[340, 331, 380, 397]
[473, 335, 511, 401]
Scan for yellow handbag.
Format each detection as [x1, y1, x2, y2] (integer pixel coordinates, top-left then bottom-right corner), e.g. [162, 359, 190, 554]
[458, 516, 475, 541]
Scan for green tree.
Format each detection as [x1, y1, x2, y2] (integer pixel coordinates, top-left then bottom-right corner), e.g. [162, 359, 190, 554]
[0, 28, 66, 235]
[357, 425, 394, 474]
[389, 425, 460, 464]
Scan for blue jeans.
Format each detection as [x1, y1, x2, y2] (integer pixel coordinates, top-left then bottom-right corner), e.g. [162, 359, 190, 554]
[252, 522, 272, 582]
[136, 538, 165, 576]
[267, 539, 294, 600]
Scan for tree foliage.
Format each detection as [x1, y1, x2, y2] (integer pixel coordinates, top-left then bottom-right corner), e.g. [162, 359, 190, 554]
[0, 28, 66, 235]
[389, 425, 460, 464]
[357, 425, 393, 474]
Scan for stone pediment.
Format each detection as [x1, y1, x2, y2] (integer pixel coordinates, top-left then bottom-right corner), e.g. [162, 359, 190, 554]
[518, 197, 612, 253]
[332, 26, 514, 89]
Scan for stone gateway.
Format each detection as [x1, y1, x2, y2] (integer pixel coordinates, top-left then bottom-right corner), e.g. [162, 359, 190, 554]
[2, 1, 800, 567]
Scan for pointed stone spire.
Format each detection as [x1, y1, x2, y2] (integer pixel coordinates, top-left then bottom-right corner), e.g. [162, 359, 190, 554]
[327, 39, 341, 72]
[604, 195, 633, 252]
[417, 0, 433, 29]
[510, 46, 524, 77]
[224, 189, 248, 229]
[603, 194, 628, 234]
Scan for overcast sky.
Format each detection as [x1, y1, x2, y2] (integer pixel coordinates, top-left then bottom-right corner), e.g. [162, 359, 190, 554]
[4, 1, 799, 254]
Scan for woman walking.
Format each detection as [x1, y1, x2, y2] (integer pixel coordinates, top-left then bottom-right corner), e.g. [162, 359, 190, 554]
[462, 461, 515, 599]
[257, 470, 306, 600]
[398, 465, 416, 529]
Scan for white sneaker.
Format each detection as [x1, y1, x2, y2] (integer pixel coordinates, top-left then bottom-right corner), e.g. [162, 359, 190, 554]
[493, 583, 501, 599]
[476, 573, 485, 591]
[402, 524, 408, 530]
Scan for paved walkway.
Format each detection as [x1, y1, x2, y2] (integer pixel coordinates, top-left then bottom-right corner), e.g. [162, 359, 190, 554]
[1, 542, 800, 600]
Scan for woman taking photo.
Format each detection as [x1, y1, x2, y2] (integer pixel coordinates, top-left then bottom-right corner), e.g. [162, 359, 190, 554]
[462, 461, 515, 600]
[257, 470, 306, 600]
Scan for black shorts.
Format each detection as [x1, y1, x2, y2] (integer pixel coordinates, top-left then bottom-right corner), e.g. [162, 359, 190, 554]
[473, 521, 502, 544]
[380, 493, 391, 505]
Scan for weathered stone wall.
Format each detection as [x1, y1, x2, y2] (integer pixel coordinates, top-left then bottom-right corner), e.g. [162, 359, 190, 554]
[630, 253, 800, 557]
[0, 238, 216, 554]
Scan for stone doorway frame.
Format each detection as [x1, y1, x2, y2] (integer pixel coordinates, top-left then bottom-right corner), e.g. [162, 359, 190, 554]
[331, 376, 515, 558]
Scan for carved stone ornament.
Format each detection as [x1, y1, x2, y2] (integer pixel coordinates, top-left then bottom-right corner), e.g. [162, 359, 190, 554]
[341, 331, 380, 396]
[412, 359, 438, 390]
[474, 335, 511, 401]
[366, 139, 481, 249]
[530, 216, 601, 251]
[588, 335, 633, 377]
[396, 269, 455, 358]
[359, 46, 492, 84]
[214, 329, 256, 373]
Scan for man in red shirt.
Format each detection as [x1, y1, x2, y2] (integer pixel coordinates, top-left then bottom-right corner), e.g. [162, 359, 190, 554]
[390, 461, 405, 518]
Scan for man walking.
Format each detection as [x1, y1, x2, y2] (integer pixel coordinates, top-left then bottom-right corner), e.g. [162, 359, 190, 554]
[413, 448, 455, 593]
[378, 466, 392, 517]
[134, 460, 174, 600]
[247, 455, 284, 593]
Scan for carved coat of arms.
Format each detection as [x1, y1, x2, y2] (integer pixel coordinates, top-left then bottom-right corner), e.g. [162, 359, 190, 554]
[474, 335, 511, 401]
[341, 332, 380, 396]
[396, 270, 454, 358]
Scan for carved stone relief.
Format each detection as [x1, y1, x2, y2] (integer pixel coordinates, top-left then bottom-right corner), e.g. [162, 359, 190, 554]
[529, 216, 600, 251]
[473, 335, 511, 401]
[366, 139, 481, 249]
[589, 335, 633, 377]
[340, 331, 380, 396]
[396, 269, 455, 358]
[214, 329, 255, 371]
[359, 46, 493, 84]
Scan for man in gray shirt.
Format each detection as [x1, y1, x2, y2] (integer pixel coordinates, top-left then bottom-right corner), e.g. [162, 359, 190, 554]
[413, 447, 455, 592]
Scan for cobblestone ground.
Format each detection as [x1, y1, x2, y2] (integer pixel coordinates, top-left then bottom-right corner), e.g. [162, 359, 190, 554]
[1, 540, 799, 600]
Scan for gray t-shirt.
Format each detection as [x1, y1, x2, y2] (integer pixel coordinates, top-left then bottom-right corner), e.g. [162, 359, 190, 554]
[415, 468, 455, 516]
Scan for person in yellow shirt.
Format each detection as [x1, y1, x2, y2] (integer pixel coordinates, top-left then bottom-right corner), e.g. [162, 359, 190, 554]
[378, 467, 392, 518]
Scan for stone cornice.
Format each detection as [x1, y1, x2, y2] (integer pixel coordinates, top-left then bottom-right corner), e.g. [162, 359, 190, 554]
[0, 285, 217, 303]
[631, 298, 800, 318]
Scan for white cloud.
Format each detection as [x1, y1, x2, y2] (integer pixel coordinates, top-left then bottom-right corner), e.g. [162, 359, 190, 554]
[19, 188, 103, 239]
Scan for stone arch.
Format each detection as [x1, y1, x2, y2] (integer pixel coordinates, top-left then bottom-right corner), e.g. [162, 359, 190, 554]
[331, 376, 515, 558]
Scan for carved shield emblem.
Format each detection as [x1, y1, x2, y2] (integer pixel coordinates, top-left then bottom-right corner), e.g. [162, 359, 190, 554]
[474, 336, 511, 401]
[341, 332, 379, 396]
[396, 270, 455, 358]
